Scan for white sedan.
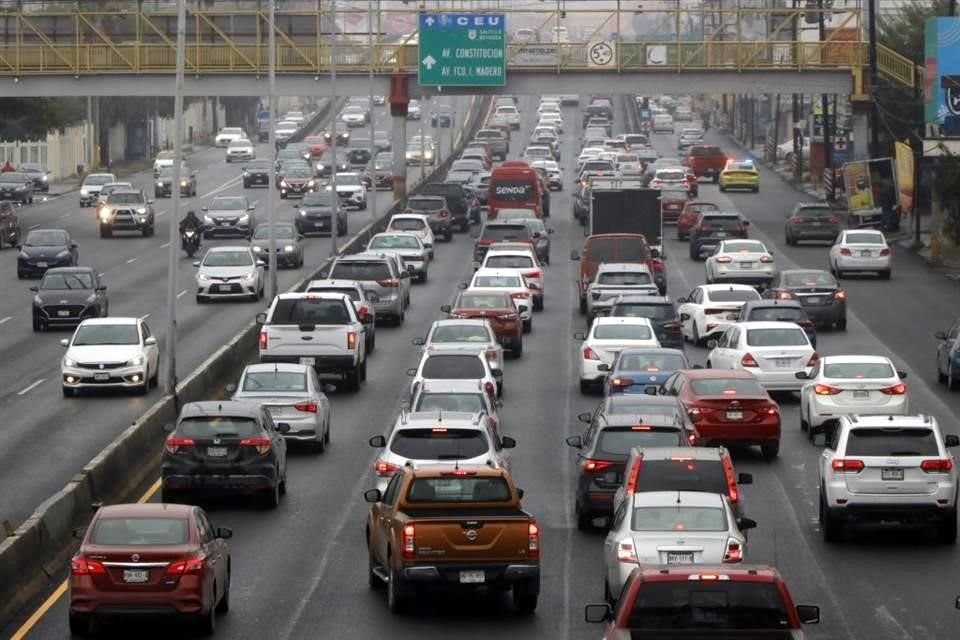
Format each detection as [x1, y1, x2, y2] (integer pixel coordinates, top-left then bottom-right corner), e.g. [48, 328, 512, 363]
[574, 316, 660, 393]
[829, 229, 892, 279]
[705, 239, 776, 286]
[215, 127, 245, 147]
[225, 138, 255, 162]
[415, 318, 505, 375]
[61, 317, 160, 396]
[677, 284, 761, 345]
[480, 249, 545, 310]
[797, 354, 909, 435]
[386, 213, 435, 257]
[468, 269, 535, 331]
[706, 320, 817, 391]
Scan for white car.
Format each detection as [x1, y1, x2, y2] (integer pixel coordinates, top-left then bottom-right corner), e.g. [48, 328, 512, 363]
[60, 317, 160, 396]
[225, 138, 255, 162]
[468, 269, 535, 331]
[366, 232, 430, 281]
[530, 159, 563, 190]
[652, 113, 675, 133]
[603, 491, 754, 600]
[829, 229, 892, 279]
[537, 102, 560, 116]
[215, 127, 245, 147]
[407, 99, 422, 120]
[586, 263, 659, 320]
[798, 355, 909, 434]
[274, 121, 298, 141]
[705, 239, 776, 286]
[677, 284, 761, 345]
[415, 318, 505, 374]
[79, 172, 119, 207]
[407, 350, 502, 401]
[340, 105, 368, 127]
[537, 113, 564, 133]
[705, 320, 817, 392]
[152, 152, 175, 177]
[386, 213, 434, 257]
[575, 317, 660, 393]
[283, 111, 305, 124]
[326, 172, 367, 210]
[493, 104, 521, 129]
[479, 248, 545, 311]
[194, 245, 265, 303]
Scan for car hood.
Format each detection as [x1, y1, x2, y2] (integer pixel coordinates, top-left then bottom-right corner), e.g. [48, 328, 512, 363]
[300, 205, 334, 214]
[35, 289, 95, 305]
[66, 344, 142, 363]
[334, 184, 363, 192]
[20, 245, 69, 258]
[0, 178, 28, 186]
[205, 209, 248, 218]
[198, 265, 257, 278]
[252, 239, 296, 250]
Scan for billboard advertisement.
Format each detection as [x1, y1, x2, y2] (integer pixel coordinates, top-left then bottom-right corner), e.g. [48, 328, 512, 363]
[894, 141, 914, 215]
[843, 161, 874, 211]
[925, 17, 960, 135]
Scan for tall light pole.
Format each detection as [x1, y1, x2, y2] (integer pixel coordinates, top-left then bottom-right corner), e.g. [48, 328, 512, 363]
[369, 0, 378, 227]
[267, 0, 278, 295]
[330, 0, 340, 256]
[163, 0, 187, 399]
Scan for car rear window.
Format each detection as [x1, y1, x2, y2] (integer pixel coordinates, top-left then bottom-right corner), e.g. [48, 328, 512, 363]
[390, 218, 426, 231]
[845, 232, 885, 244]
[91, 518, 189, 546]
[627, 582, 790, 630]
[390, 428, 489, 459]
[486, 255, 534, 269]
[708, 289, 760, 303]
[782, 271, 836, 287]
[177, 416, 260, 438]
[414, 393, 485, 414]
[421, 355, 485, 379]
[474, 274, 521, 288]
[745, 328, 809, 347]
[431, 325, 490, 343]
[458, 293, 509, 308]
[631, 506, 726, 531]
[845, 428, 939, 456]
[594, 325, 654, 341]
[407, 198, 443, 211]
[242, 371, 307, 392]
[689, 378, 765, 395]
[613, 303, 676, 321]
[797, 206, 833, 218]
[597, 271, 652, 285]
[598, 427, 682, 454]
[747, 307, 806, 323]
[689, 145, 723, 156]
[701, 217, 742, 230]
[270, 298, 350, 324]
[482, 225, 530, 241]
[636, 458, 727, 493]
[823, 362, 895, 378]
[619, 353, 687, 372]
[406, 476, 511, 502]
[330, 261, 391, 281]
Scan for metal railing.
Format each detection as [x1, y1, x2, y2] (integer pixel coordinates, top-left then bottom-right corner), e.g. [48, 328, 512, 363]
[874, 43, 922, 90]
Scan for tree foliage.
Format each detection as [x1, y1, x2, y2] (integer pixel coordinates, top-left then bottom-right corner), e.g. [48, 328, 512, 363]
[0, 97, 86, 141]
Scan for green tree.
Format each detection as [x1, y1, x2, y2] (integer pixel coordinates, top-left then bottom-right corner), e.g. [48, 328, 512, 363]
[0, 97, 86, 140]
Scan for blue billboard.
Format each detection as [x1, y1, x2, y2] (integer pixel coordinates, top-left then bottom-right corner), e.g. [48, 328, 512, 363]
[925, 17, 960, 136]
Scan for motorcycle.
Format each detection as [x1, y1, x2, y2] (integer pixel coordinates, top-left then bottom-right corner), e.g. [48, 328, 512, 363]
[181, 227, 201, 257]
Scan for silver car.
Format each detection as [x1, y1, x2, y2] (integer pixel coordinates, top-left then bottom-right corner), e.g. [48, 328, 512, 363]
[408, 379, 504, 435]
[324, 253, 410, 324]
[366, 232, 431, 282]
[226, 138, 256, 162]
[305, 279, 378, 352]
[603, 491, 755, 601]
[194, 245, 265, 303]
[228, 362, 332, 451]
[586, 263, 659, 320]
[414, 318, 505, 375]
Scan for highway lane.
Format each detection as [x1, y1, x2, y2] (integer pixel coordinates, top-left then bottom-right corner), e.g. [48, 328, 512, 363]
[0, 99, 463, 531]
[11, 95, 960, 640]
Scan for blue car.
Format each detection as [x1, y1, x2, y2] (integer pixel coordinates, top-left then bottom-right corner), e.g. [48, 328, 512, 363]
[602, 348, 689, 396]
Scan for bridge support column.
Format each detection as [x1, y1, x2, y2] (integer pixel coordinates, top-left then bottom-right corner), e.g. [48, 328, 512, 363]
[389, 74, 410, 202]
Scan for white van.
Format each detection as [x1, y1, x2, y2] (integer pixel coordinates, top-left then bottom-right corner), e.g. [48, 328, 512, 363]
[652, 113, 675, 134]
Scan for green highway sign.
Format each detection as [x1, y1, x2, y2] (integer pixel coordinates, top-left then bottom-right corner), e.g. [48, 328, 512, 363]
[417, 13, 506, 87]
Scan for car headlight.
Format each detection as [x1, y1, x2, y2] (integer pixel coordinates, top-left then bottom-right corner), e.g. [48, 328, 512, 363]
[41, 175, 47, 181]
[63, 356, 77, 368]
[243, 171, 250, 176]
[242, 271, 257, 281]
[136, 207, 147, 214]
[316, 163, 325, 170]
[180, 180, 188, 186]
[140, 216, 148, 223]
[238, 213, 249, 224]
[198, 273, 211, 282]
[85, 293, 97, 303]
[126, 355, 145, 367]
[298, 209, 307, 216]
[80, 188, 89, 195]
[98, 208, 110, 221]
[307, 180, 315, 187]
[203, 215, 214, 224]
[34, 295, 43, 305]
[157, 181, 163, 187]
[280, 180, 289, 188]
[56, 250, 69, 258]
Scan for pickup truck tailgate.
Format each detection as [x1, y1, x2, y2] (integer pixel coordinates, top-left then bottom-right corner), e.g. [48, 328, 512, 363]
[406, 510, 533, 563]
[261, 323, 349, 357]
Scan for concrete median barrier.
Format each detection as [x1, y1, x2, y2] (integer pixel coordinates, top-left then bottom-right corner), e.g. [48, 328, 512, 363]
[0, 93, 491, 632]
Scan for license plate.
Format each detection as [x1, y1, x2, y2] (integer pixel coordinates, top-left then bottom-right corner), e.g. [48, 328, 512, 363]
[57, 310, 71, 317]
[299, 357, 316, 366]
[315, 222, 329, 229]
[775, 358, 794, 368]
[206, 446, 228, 457]
[715, 232, 728, 238]
[217, 284, 233, 292]
[123, 569, 149, 583]
[726, 410, 743, 420]
[36, 262, 48, 268]
[852, 390, 869, 399]
[93, 372, 110, 381]
[739, 262, 754, 269]
[860, 250, 871, 257]
[667, 552, 695, 564]
[806, 297, 821, 305]
[882, 468, 904, 481]
[459, 570, 485, 584]
[811, 221, 822, 226]
[219, 221, 229, 226]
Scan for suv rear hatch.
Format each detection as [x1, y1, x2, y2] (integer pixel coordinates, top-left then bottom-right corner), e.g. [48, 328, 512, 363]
[842, 427, 941, 495]
[262, 297, 354, 358]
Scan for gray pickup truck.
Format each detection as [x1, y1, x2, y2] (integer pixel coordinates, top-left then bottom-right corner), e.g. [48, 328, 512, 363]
[257, 292, 367, 391]
[473, 129, 510, 161]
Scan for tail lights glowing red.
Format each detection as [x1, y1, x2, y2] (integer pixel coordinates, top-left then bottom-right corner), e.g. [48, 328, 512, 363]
[528, 522, 540, 559]
[164, 437, 194, 455]
[834, 290, 846, 300]
[721, 455, 740, 504]
[402, 524, 416, 559]
[624, 459, 641, 494]
[583, 346, 600, 360]
[715, 256, 732, 263]
[617, 539, 637, 563]
[347, 331, 357, 350]
[484, 381, 496, 397]
[759, 255, 774, 263]
[879, 383, 906, 395]
[165, 555, 206, 576]
[295, 401, 318, 413]
[240, 436, 272, 455]
[723, 539, 743, 563]
[806, 352, 819, 367]
[740, 353, 759, 367]
[375, 459, 400, 476]
[71, 556, 107, 576]
[376, 278, 400, 288]
[921, 459, 953, 473]
[583, 459, 614, 472]
[813, 383, 841, 396]
[840, 248, 852, 256]
[831, 458, 865, 473]
[258, 331, 268, 350]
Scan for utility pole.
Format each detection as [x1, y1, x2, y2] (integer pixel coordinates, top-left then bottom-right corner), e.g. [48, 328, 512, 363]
[330, 0, 340, 257]
[818, 0, 833, 201]
[368, 0, 378, 228]
[867, 0, 879, 157]
[791, 0, 802, 181]
[163, 0, 187, 399]
[267, 0, 278, 297]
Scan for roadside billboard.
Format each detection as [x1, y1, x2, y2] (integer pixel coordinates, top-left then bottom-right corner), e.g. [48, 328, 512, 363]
[511, 44, 558, 66]
[841, 158, 898, 227]
[924, 17, 960, 135]
[894, 141, 914, 215]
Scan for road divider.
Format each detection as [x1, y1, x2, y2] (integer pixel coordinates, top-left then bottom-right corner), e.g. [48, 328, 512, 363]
[0, 93, 491, 632]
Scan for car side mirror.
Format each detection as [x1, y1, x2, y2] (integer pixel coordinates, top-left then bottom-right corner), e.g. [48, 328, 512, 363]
[597, 363, 610, 372]
[96, 285, 107, 291]
[192, 261, 201, 268]
[935, 330, 948, 340]
[738, 472, 753, 485]
[318, 267, 330, 278]
[738, 517, 758, 531]
[70, 243, 78, 249]
[897, 370, 907, 379]
[548, 228, 555, 234]
[644, 385, 660, 395]
[955, 595, 960, 610]
[676, 296, 687, 304]
[215, 527, 233, 539]
[945, 435, 960, 448]
[363, 488, 382, 503]
[501, 435, 516, 448]
[742, 219, 750, 226]
[144, 336, 157, 346]
[276, 422, 291, 434]
[650, 248, 660, 259]
[29, 285, 38, 292]
[256, 259, 267, 267]
[60, 338, 70, 347]
[795, 371, 809, 379]
[412, 337, 425, 346]
[692, 364, 704, 369]
[573, 332, 586, 340]
[706, 339, 718, 349]
[256, 312, 267, 323]
[566, 435, 583, 448]
[201, 206, 208, 212]
[570, 250, 580, 261]
[458, 282, 468, 290]
[795, 605, 820, 625]
[248, 205, 256, 211]
[491, 369, 504, 379]
[162, 422, 176, 433]
[577, 411, 592, 423]
[406, 368, 417, 376]
[584, 603, 612, 623]
[369, 434, 387, 447]
[439, 305, 451, 314]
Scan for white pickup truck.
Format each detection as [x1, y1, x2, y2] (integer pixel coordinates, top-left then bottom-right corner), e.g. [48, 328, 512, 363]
[256, 292, 368, 391]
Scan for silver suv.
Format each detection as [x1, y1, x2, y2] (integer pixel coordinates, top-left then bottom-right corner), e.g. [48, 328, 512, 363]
[323, 253, 411, 325]
[819, 414, 960, 543]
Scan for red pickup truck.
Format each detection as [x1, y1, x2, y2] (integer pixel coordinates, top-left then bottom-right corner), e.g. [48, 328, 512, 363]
[686, 144, 727, 183]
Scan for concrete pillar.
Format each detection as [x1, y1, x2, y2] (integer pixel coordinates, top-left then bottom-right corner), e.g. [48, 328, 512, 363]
[389, 74, 410, 202]
[852, 112, 869, 161]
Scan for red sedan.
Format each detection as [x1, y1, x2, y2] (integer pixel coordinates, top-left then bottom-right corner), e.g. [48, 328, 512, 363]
[656, 368, 781, 460]
[441, 289, 523, 357]
[676, 200, 720, 240]
[659, 187, 689, 224]
[69, 503, 231, 635]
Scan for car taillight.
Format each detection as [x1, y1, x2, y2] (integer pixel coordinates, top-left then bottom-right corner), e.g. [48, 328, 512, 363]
[611, 377, 634, 388]
[240, 436, 272, 455]
[439, 209, 449, 217]
[376, 278, 400, 288]
[375, 459, 399, 476]
[879, 383, 906, 395]
[663, 321, 682, 332]
[880, 248, 891, 256]
[813, 383, 842, 395]
[831, 458, 864, 473]
[740, 353, 759, 367]
[835, 290, 846, 300]
[734, 225, 747, 234]
[528, 522, 540, 559]
[511, 292, 530, 299]
[582, 459, 614, 472]
[760, 255, 774, 263]
[357, 305, 368, 320]
[347, 331, 357, 350]
[721, 455, 739, 504]
[624, 459, 641, 494]
[806, 352, 819, 367]
[776, 291, 792, 299]
[71, 556, 107, 576]
[921, 459, 954, 473]
[164, 436, 194, 454]
[790, 216, 805, 223]
[617, 539, 638, 563]
[402, 524, 416, 559]
[484, 381, 496, 397]
[488, 416, 498, 432]
[523, 270, 541, 280]
[840, 248, 852, 256]
[165, 555, 206, 576]
[651, 259, 665, 272]
[696, 225, 708, 232]
[687, 406, 707, 423]
[295, 401, 318, 413]
[258, 331, 268, 350]
[715, 256, 732, 263]
[583, 346, 600, 360]
[723, 539, 743, 563]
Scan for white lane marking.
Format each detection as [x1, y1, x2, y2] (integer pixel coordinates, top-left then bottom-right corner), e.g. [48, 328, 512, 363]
[199, 175, 242, 200]
[176, 289, 187, 299]
[140, 314, 150, 320]
[0, 316, 11, 324]
[58, 213, 71, 219]
[126, 257, 138, 264]
[17, 379, 45, 395]
[28, 223, 40, 229]
[97, 272, 104, 277]
[561, 262, 576, 640]
[160, 242, 171, 248]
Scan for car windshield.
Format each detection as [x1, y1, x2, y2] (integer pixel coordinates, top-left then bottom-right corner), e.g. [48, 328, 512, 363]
[271, 298, 350, 324]
[722, 241, 765, 253]
[286, 167, 312, 178]
[390, 429, 488, 460]
[687, 203, 720, 215]
[485, 255, 534, 269]
[247, 161, 271, 171]
[599, 427, 682, 453]
[458, 294, 508, 308]
[431, 325, 490, 343]
[606, 397, 679, 415]
[613, 303, 675, 321]
[845, 232, 885, 244]
[845, 428, 939, 456]
[241, 370, 308, 392]
[618, 353, 687, 372]
[203, 250, 252, 267]
[593, 324, 654, 340]
[40, 272, 93, 290]
[406, 476, 511, 502]
[330, 261, 390, 281]
[338, 175, 361, 186]
[597, 272, 652, 286]
[407, 198, 443, 211]
[707, 289, 760, 303]
[689, 378, 765, 396]
[823, 362, 895, 378]
[26, 230, 68, 246]
[370, 235, 420, 249]
[421, 355, 485, 379]
[72, 324, 139, 346]
[482, 225, 529, 241]
[748, 307, 806, 323]
[0, 172, 27, 182]
[84, 175, 114, 185]
[781, 271, 836, 288]
[107, 193, 143, 204]
[474, 275, 521, 288]
[350, 138, 371, 148]
[414, 393, 485, 413]
[303, 192, 334, 207]
[210, 197, 245, 211]
[625, 582, 791, 630]
[177, 416, 260, 438]
[253, 225, 295, 240]
[90, 518, 188, 546]
[745, 328, 809, 349]
[390, 218, 426, 231]
[631, 506, 726, 532]
[228, 139, 250, 147]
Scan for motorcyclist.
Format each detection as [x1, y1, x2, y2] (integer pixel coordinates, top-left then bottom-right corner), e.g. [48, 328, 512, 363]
[179, 210, 201, 234]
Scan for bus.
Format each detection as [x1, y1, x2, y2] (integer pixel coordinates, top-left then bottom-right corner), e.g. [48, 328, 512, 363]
[487, 161, 543, 219]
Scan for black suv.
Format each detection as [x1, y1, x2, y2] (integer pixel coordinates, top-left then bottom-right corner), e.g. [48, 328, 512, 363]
[404, 194, 452, 241]
[607, 294, 683, 350]
[784, 201, 842, 245]
[161, 400, 290, 508]
[98, 189, 155, 238]
[567, 411, 687, 530]
[763, 269, 846, 330]
[419, 182, 470, 231]
[155, 165, 197, 198]
[688, 211, 749, 260]
[736, 299, 816, 348]
[243, 159, 273, 188]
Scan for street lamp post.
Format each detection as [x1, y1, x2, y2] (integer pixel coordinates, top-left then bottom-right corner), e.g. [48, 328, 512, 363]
[267, 0, 278, 295]
[369, 0, 378, 228]
[330, 0, 340, 257]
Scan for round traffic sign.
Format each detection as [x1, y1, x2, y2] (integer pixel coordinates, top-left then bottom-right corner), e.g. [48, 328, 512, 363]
[589, 42, 614, 66]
